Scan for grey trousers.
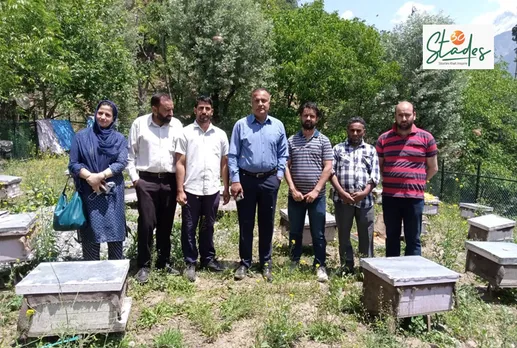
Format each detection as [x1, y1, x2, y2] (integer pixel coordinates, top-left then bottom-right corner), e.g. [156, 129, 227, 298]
[334, 201, 374, 268]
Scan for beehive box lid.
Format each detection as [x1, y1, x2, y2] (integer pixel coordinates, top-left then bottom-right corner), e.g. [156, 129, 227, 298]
[468, 214, 515, 231]
[279, 208, 336, 224]
[15, 260, 130, 295]
[459, 203, 494, 211]
[0, 212, 37, 236]
[465, 241, 517, 265]
[0, 175, 22, 185]
[360, 256, 460, 286]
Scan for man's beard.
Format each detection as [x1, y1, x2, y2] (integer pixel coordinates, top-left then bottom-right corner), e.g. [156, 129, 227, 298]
[157, 112, 172, 124]
[397, 120, 413, 130]
[302, 121, 315, 130]
[349, 137, 362, 146]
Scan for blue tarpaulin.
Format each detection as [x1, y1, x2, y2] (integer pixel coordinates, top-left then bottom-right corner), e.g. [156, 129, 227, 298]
[50, 120, 75, 151]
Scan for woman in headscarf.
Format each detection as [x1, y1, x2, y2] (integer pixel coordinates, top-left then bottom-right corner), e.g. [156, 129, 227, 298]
[69, 100, 128, 260]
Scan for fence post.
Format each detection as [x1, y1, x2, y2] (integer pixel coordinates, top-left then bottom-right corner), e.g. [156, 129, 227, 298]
[439, 159, 445, 199]
[475, 161, 482, 202]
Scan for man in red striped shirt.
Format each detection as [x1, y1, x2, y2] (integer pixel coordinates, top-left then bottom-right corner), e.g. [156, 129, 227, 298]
[376, 101, 438, 257]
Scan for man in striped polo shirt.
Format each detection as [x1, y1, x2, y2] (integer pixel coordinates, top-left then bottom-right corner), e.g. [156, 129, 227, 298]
[376, 101, 438, 257]
[284, 102, 333, 282]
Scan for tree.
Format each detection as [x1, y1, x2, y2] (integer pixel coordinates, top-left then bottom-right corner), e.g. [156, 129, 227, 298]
[270, 0, 399, 141]
[0, 0, 138, 122]
[512, 24, 517, 78]
[460, 64, 517, 175]
[159, 0, 275, 125]
[380, 12, 465, 159]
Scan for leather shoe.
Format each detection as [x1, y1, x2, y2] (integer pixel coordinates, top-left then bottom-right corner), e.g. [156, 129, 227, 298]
[262, 267, 273, 283]
[203, 259, 224, 272]
[234, 265, 248, 280]
[135, 267, 150, 284]
[185, 263, 196, 282]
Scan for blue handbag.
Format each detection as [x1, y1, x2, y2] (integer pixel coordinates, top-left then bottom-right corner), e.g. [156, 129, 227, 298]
[53, 178, 86, 231]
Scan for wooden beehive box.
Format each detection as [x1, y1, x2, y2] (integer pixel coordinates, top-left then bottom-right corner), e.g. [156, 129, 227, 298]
[279, 208, 336, 246]
[465, 241, 517, 289]
[15, 260, 132, 338]
[467, 214, 515, 242]
[360, 256, 459, 318]
[0, 212, 37, 263]
[0, 174, 22, 199]
[459, 203, 494, 219]
[423, 199, 440, 215]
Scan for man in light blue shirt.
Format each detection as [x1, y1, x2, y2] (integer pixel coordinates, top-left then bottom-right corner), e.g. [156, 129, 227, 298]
[228, 88, 288, 282]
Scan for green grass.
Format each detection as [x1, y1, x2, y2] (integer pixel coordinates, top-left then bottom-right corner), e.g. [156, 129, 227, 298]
[1, 157, 517, 347]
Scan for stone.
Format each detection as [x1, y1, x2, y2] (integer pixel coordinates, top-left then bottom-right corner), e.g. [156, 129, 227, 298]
[0, 140, 13, 159]
[279, 208, 337, 246]
[360, 256, 459, 317]
[467, 214, 515, 242]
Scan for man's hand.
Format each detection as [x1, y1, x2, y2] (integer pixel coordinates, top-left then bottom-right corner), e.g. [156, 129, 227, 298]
[177, 190, 187, 206]
[223, 189, 230, 205]
[351, 190, 368, 203]
[303, 189, 319, 203]
[338, 190, 354, 204]
[230, 182, 243, 198]
[290, 188, 304, 202]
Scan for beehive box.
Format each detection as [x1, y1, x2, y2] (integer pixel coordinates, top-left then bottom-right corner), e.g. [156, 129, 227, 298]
[15, 260, 132, 338]
[279, 208, 336, 246]
[467, 214, 515, 242]
[0, 212, 37, 263]
[465, 241, 517, 288]
[0, 174, 22, 199]
[459, 203, 494, 219]
[360, 256, 459, 318]
[423, 199, 440, 215]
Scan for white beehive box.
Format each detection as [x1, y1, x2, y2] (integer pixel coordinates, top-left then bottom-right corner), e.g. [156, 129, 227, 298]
[360, 256, 459, 318]
[0, 212, 37, 263]
[459, 203, 494, 219]
[0, 174, 22, 199]
[15, 260, 132, 338]
[465, 241, 517, 288]
[279, 208, 336, 246]
[467, 214, 515, 242]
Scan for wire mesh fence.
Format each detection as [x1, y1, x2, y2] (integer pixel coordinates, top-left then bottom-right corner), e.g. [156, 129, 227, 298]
[428, 160, 517, 219]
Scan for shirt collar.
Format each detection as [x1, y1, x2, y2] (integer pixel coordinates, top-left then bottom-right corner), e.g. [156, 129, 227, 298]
[249, 114, 272, 125]
[297, 129, 320, 139]
[148, 113, 174, 127]
[391, 123, 417, 135]
[344, 139, 365, 147]
[193, 121, 214, 133]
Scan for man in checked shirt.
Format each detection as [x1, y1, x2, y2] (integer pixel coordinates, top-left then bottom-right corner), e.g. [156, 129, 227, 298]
[330, 117, 380, 275]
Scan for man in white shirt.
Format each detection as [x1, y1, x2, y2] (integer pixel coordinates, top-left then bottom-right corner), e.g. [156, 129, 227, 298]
[176, 96, 230, 282]
[127, 93, 183, 283]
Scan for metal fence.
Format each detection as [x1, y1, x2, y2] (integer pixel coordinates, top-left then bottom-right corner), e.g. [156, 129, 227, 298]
[428, 160, 517, 218]
[0, 120, 132, 159]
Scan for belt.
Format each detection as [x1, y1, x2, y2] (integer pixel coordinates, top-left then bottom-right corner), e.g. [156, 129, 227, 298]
[240, 168, 277, 179]
[139, 171, 174, 179]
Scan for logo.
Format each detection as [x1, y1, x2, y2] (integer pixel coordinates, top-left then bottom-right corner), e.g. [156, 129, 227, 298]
[423, 25, 494, 70]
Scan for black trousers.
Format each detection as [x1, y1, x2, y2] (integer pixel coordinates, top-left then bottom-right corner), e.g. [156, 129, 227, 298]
[237, 173, 280, 269]
[135, 174, 177, 268]
[181, 191, 220, 265]
[82, 240, 124, 260]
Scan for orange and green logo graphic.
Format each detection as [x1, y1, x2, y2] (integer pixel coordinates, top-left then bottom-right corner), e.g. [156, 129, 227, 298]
[450, 30, 465, 45]
[425, 28, 492, 67]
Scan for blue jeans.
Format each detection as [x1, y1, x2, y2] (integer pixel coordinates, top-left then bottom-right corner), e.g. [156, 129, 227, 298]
[288, 195, 327, 267]
[382, 196, 424, 257]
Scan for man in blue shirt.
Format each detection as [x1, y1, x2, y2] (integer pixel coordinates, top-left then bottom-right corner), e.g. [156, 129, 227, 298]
[228, 88, 288, 282]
